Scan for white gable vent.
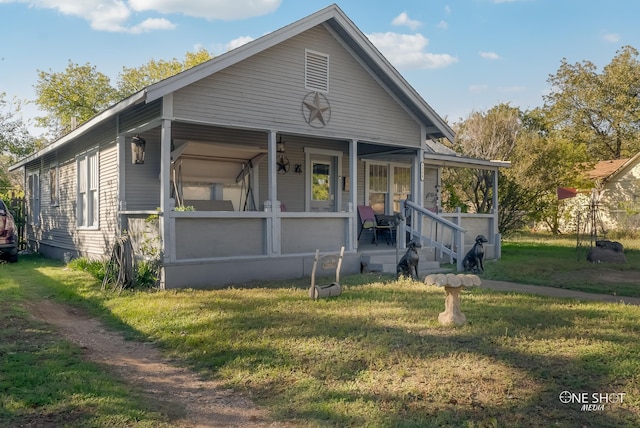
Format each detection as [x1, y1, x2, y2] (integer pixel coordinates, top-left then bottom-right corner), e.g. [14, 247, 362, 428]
[305, 50, 329, 92]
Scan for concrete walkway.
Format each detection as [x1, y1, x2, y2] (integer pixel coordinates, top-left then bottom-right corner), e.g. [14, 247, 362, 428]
[481, 279, 640, 306]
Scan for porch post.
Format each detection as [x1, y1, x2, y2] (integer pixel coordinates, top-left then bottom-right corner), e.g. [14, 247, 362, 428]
[414, 147, 425, 245]
[492, 168, 501, 259]
[266, 130, 281, 255]
[160, 119, 174, 265]
[349, 139, 358, 252]
[268, 130, 278, 204]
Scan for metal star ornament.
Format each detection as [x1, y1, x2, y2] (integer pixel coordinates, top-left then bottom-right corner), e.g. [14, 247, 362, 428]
[302, 91, 331, 128]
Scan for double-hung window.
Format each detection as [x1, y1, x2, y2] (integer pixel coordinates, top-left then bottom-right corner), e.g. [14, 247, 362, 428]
[77, 150, 99, 228]
[49, 163, 59, 206]
[27, 171, 40, 225]
[368, 164, 388, 214]
[367, 162, 412, 214]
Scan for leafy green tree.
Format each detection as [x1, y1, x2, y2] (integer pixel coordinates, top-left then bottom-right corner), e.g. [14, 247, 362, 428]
[0, 93, 41, 189]
[445, 104, 590, 235]
[444, 104, 521, 215]
[33, 49, 214, 139]
[544, 45, 640, 160]
[34, 61, 119, 138]
[504, 127, 590, 234]
[117, 48, 213, 98]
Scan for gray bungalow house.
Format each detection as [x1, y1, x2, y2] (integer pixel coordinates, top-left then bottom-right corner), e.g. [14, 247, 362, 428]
[11, 4, 508, 288]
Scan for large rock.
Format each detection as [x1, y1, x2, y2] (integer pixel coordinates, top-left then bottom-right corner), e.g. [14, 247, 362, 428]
[587, 247, 627, 264]
[596, 240, 624, 253]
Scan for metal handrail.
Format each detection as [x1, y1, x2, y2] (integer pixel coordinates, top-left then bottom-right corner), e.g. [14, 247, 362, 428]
[400, 200, 466, 271]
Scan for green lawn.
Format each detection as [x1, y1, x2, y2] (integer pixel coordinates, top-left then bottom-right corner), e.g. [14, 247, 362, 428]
[1, 252, 639, 427]
[482, 234, 640, 297]
[0, 257, 172, 427]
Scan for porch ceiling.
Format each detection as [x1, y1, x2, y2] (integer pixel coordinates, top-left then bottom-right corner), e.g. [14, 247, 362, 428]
[357, 142, 416, 163]
[172, 140, 266, 184]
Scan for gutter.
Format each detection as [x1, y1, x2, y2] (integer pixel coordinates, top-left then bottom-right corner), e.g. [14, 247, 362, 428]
[9, 90, 147, 171]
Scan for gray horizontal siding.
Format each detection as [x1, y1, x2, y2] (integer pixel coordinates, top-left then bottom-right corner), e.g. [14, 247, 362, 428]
[24, 120, 120, 260]
[118, 99, 162, 133]
[172, 25, 421, 146]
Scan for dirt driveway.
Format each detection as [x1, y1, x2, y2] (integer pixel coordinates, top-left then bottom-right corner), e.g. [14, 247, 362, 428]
[27, 300, 294, 428]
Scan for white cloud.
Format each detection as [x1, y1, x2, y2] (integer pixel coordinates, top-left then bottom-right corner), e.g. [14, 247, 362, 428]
[367, 32, 457, 70]
[1, 0, 281, 33]
[603, 32, 620, 43]
[129, 0, 281, 20]
[444, 5, 452, 15]
[436, 20, 448, 30]
[469, 84, 488, 93]
[479, 51, 500, 60]
[226, 36, 255, 51]
[129, 18, 176, 34]
[392, 12, 421, 31]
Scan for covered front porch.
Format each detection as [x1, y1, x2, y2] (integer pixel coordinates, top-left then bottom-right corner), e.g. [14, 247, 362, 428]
[118, 118, 506, 288]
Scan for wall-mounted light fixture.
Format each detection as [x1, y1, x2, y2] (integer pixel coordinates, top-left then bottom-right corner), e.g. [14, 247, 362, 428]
[131, 135, 146, 164]
[276, 136, 286, 153]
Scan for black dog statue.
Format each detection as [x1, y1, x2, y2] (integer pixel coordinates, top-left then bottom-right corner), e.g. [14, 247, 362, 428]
[463, 235, 488, 273]
[397, 241, 421, 279]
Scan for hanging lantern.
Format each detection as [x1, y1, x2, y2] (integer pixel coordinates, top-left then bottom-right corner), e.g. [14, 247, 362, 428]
[131, 135, 146, 164]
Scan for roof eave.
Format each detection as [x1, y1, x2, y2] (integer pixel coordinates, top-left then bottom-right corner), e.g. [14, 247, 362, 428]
[323, 12, 454, 141]
[603, 152, 640, 183]
[424, 153, 511, 169]
[145, 4, 454, 142]
[9, 90, 147, 171]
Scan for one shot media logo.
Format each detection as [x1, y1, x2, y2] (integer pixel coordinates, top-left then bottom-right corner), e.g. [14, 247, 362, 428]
[558, 391, 626, 412]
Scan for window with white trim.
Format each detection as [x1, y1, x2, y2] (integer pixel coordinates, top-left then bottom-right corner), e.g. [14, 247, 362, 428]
[368, 164, 388, 214]
[393, 166, 411, 212]
[367, 162, 412, 214]
[77, 150, 99, 228]
[305, 50, 329, 92]
[27, 171, 40, 225]
[49, 163, 59, 206]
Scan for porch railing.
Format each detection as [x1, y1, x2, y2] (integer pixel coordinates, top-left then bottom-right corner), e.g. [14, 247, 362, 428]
[400, 200, 466, 271]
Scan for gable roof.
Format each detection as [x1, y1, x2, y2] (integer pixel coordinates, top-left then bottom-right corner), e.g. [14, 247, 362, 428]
[11, 4, 454, 171]
[145, 3, 453, 140]
[586, 155, 639, 182]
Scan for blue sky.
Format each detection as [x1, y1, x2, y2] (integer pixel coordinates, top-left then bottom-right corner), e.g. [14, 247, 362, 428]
[1, 0, 639, 135]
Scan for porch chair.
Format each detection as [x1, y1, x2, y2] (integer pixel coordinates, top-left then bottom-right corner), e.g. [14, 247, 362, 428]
[357, 205, 393, 245]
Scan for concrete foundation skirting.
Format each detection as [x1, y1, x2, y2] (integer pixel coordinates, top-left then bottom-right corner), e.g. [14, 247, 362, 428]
[161, 253, 362, 289]
[34, 241, 80, 264]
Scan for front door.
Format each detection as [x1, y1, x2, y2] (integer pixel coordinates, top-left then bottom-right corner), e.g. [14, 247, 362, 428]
[309, 155, 336, 212]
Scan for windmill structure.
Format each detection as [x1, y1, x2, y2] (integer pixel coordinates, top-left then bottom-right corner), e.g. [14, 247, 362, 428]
[576, 187, 607, 249]
[557, 186, 607, 252]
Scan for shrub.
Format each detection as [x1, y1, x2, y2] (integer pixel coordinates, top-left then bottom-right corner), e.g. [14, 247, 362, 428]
[68, 257, 107, 280]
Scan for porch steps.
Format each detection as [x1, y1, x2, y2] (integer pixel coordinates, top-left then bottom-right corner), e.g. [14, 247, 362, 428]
[360, 248, 452, 277]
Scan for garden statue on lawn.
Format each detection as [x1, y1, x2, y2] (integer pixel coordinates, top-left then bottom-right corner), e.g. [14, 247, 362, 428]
[425, 273, 481, 326]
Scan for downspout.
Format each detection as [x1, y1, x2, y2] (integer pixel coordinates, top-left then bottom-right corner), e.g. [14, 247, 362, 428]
[116, 134, 126, 234]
